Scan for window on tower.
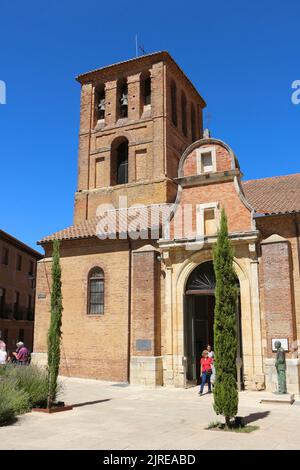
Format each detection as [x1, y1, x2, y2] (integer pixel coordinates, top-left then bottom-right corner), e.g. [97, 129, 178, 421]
[171, 80, 177, 127]
[118, 80, 128, 119]
[96, 85, 105, 122]
[143, 76, 151, 106]
[111, 137, 129, 186]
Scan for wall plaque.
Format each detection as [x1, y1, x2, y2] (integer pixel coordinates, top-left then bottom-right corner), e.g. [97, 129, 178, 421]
[136, 339, 152, 351]
[37, 292, 46, 299]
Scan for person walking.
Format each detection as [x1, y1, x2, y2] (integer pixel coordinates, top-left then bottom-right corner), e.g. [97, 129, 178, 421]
[207, 344, 215, 387]
[199, 349, 213, 395]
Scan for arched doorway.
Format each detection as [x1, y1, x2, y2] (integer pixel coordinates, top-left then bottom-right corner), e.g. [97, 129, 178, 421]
[184, 260, 243, 388]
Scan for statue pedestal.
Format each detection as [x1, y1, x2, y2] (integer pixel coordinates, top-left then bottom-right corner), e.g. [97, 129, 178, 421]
[260, 393, 295, 405]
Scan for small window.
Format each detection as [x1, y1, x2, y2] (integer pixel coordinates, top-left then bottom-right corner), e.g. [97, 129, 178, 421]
[29, 260, 34, 276]
[196, 147, 216, 174]
[88, 268, 104, 315]
[171, 80, 177, 127]
[204, 208, 217, 236]
[202, 152, 213, 173]
[16, 254, 22, 271]
[1, 247, 9, 265]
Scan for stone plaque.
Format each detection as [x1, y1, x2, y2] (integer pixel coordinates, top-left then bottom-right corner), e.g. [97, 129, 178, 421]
[38, 292, 46, 299]
[136, 339, 152, 351]
[272, 338, 288, 352]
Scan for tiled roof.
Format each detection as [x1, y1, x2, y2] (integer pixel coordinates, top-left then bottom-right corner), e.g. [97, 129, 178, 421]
[242, 173, 300, 215]
[38, 204, 171, 244]
[39, 174, 300, 244]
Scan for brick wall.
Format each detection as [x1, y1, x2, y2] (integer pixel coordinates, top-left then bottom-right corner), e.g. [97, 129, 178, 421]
[34, 239, 131, 381]
[131, 247, 161, 357]
[257, 214, 300, 356]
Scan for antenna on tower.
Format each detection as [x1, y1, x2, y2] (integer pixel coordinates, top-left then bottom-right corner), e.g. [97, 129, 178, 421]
[135, 35, 146, 58]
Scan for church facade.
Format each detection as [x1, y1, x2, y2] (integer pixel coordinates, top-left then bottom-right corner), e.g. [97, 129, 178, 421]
[33, 52, 300, 393]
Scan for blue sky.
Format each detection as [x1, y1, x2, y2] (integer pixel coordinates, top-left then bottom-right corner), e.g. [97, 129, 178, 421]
[0, 0, 299, 250]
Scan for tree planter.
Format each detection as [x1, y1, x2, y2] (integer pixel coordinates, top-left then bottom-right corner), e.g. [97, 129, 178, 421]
[32, 402, 73, 413]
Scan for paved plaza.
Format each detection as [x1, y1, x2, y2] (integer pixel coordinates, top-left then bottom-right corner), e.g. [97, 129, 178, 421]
[0, 377, 300, 450]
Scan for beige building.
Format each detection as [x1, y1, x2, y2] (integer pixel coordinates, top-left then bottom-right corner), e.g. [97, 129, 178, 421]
[33, 52, 300, 393]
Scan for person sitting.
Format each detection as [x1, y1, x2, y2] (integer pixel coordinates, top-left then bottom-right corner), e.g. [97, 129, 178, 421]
[0, 340, 7, 365]
[12, 341, 29, 365]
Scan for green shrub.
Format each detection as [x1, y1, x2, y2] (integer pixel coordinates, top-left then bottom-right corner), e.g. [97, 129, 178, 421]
[0, 380, 30, 421]
[0, 364, 11, 377]
[9, 365, 49, 407]
[0, 398, 15, 426]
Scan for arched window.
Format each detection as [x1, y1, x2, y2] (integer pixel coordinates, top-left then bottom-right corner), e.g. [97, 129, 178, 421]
[88, 268, 104, 315]
[181, 92, 187, 137]
[171, 80, 177, 127]
[143, 76, 151, 106]
[118, 80, 128, 118]
[111, 137, 129, 185]
[191, 104, 196, 142]
[95, 84, 105, 122]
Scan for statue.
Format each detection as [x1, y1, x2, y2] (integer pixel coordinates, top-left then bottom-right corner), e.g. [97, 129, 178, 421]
[274, 340, 287, 394]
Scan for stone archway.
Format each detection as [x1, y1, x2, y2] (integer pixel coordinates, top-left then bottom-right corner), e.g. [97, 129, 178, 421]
[163, 249, 264, 389]
[183, 260, 243, 388]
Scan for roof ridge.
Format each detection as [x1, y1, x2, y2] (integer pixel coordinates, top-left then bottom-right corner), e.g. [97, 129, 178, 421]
[243, 173, 300, 185]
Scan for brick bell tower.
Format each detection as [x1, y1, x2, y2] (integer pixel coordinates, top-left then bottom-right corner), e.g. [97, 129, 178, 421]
[74, 51, 206, 224]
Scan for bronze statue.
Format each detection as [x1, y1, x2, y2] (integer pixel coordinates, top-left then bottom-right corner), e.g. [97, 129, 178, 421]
[274, 340, 287, 394]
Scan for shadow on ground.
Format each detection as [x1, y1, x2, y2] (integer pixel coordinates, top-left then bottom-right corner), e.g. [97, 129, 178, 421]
[243, 411, 270, 424]
[72, 399, 111, 408]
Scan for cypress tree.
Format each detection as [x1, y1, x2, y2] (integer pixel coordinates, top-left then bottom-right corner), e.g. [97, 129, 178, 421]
[213, 208, 238, 426]
[47, 239, 63, 408]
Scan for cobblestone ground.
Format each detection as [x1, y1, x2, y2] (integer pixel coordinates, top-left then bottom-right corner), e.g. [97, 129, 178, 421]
[0, 376, 300, 450]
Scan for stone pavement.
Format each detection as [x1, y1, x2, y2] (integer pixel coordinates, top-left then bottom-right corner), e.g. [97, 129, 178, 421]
[0, 376, 300, 450]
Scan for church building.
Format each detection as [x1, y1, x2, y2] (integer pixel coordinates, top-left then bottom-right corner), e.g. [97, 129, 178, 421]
[33, 51, 300, 393]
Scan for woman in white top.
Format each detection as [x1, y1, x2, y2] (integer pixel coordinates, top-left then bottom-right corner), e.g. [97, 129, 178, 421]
[207, 344, 215, 385]
[0, 340, 7, 364]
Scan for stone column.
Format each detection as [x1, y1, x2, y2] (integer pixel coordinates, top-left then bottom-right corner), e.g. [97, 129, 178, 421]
[130, 245, 163, 385]
[162, 250, 174, 385]
[249, 243, 265, 390]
